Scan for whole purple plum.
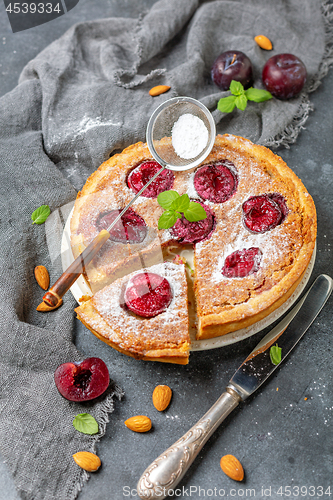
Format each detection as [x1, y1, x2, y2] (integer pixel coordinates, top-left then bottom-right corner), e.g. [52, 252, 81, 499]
[211, 51, 253, 91]
[262, 54, 307, 99]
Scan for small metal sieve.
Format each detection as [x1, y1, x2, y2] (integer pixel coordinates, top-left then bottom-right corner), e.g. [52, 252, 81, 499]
[101, 97, 216, 233]
[146, 96, 216, 171]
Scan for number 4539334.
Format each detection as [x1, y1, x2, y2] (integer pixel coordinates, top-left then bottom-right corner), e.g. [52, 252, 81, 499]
[6, 3, 61, 14]
[276, 486, 331, 496]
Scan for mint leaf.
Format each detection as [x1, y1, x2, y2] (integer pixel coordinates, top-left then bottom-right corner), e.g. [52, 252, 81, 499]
[171, 193, 190, 212]
[230, 80, 244, 96]
[270, 344, 282, 366]
[158, 210, 180, 230]
[184, 202, 207, 222]
[235, 94, 248, 111]
[245, 87, 273, 102]
[31, 205, 51, 225]
[217, 95, 237, 113]
[73, 413, 99, 435]
[158, 191, 207, 229]
[217, 83, 273, 115]
[157, 190, 179, 210]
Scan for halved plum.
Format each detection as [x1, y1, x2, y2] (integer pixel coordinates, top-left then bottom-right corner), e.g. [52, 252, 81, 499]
[97, 208, 147, 244]
[54, 357, 109, 402]
[124, 272, 173, 318]
[194, 161, 238, 203]
[222, 247, 263, 278]
[242, 193, 287, 233]
[127, 161, 174, 198]
[170, 202, 215, 244]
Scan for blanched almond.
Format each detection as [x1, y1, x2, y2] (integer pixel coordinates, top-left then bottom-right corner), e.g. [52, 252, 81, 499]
[149, 85, 171, 97]
[73, 451, 101, 472]
[152, 385, 172, 411]
[220, 454, 244, 481]
[34, 265, 50, 290]
[254, 35, 273, 51]
[124, 415, 152, 433]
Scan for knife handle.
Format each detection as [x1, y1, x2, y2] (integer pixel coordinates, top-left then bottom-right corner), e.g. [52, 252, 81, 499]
[137, 388, 241, 500]
[43, 229, 110, 307]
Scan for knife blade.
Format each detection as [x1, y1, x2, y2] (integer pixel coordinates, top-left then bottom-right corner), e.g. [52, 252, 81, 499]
[137, 274, 332, 500]
[229, 273, 333, 400]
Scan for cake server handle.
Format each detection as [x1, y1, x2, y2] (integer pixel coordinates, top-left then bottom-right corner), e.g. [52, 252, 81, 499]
[43, 166, 166, 307]
[43, 229, 111, 307]
[137, 388, 241, 500]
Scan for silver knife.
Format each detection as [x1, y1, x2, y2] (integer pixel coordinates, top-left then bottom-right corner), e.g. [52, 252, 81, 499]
[137, 274, 333, 500]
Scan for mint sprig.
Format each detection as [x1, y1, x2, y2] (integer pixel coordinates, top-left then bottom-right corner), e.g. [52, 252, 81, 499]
[270, 343, 282, 366]
[217, 80, 272, 113]
[31, 204, 51, 225]
[157, 191, 207, 230]
[73, 413, 99, 435]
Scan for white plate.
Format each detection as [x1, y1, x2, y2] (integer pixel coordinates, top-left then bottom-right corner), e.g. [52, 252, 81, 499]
[62, 209, 316, 351]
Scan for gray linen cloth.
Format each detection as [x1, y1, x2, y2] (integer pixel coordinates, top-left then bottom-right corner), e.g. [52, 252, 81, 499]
[0, 0, 331, 498]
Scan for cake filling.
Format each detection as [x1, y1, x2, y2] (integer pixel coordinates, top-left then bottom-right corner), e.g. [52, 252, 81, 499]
[222, 247, 263, 278]
[127, 160, 174, 198]
[97, 208, 147, 243]
[193, 161, 238, 203]
[170, 202, 215, 244]
[242, 193, 287, 233]
[124, 272, 173, 318]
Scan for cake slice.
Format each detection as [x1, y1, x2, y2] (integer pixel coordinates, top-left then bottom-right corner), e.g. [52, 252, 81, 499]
[75, 262, 190, 364]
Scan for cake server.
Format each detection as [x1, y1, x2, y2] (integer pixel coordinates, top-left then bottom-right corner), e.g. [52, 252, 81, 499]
[43, 97, 216, 307]
[137, 274, 332, 500]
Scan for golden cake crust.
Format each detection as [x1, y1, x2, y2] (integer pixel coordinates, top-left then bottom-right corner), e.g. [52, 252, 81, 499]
[71, 134, 316, 352]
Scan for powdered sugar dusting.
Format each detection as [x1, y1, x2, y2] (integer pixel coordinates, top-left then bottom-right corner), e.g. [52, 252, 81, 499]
[49, 114, 122, 144]
[186, 171, 201, 200]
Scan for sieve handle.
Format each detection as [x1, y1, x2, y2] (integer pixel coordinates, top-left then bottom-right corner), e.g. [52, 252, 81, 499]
[43, 229, 111, 307]
[43, 166, 166, 307]
[107, 166, 166, 230]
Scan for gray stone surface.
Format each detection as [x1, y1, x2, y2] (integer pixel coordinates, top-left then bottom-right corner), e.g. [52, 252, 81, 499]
[0, 1, 332, 499]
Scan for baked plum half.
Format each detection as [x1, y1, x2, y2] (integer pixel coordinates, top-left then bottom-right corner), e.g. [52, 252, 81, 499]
[194, 161, 238, 203]
[97, 208, 147, 244]
[127, 161, 174, 198]
[222, 247, 263, 278]
[242, 193, 288, 233]
[170, 202, 215, 244]
[124, 272, 173, 318]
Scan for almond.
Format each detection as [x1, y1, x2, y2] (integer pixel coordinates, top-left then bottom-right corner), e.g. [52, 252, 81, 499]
[73, 451, 101, 472]
[152, 385, 172, 411]
[149, 85, 171, 97]
[254, 35, 273, 51]
[34, 265, 50, 290]
[220, 454, 244, 481]
[124, 415, 152, 433]
[36, 299, 63, 312]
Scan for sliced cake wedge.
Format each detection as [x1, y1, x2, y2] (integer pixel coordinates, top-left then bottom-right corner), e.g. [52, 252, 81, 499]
[75, 262, 190, 364]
